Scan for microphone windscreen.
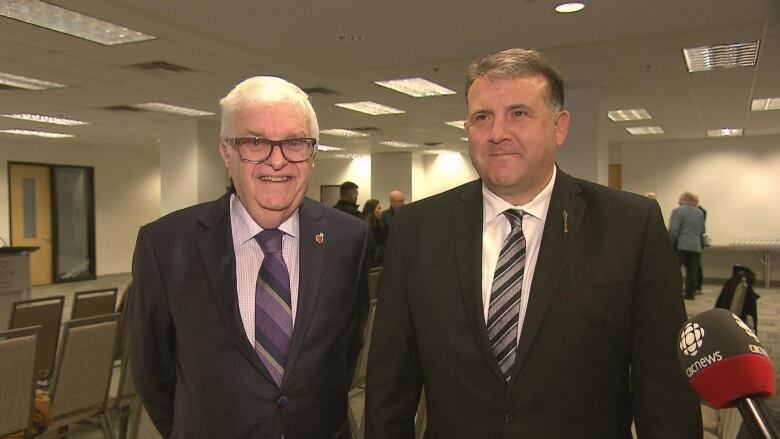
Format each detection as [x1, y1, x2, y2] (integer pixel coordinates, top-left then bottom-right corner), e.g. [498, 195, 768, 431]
[678, 308, 775, 409]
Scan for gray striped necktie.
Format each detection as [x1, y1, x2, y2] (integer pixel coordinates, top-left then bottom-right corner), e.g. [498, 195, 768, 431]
[487, 209, 526, 381]
[254, 229, 292, 387]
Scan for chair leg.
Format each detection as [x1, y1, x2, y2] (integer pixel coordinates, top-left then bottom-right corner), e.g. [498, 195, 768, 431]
[119, 406, 130, 439]
[99, 412, 115, 439]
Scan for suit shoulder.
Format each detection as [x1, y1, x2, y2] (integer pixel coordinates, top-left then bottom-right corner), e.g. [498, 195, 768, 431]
[140, 195, 228, 236]
[303, 198, 370, 232]
[571, 176, 655, 212]
[402, 180, 480, 214]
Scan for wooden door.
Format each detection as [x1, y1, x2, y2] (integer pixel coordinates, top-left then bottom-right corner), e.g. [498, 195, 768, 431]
[10, 164, 53, 285]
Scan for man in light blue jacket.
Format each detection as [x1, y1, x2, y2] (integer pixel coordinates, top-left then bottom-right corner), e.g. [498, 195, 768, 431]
[669, 191, 706, 300]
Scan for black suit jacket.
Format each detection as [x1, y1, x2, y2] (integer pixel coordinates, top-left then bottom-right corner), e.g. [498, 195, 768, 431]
[366, 170, 702, 438]
[130, 195, 371, 438]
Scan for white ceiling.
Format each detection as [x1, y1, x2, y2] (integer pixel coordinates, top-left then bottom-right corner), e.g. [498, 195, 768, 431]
[0, 0, 778, 156]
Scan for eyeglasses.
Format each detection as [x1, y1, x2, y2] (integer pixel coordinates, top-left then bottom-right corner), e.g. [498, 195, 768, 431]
[224, 137, 317, 163]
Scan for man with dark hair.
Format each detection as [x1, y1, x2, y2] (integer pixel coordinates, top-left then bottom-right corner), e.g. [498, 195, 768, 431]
[333, 181, 361, 218]
[366, 48, 701, 438]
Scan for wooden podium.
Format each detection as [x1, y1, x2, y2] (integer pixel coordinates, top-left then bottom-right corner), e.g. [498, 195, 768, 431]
[0, 246, 39, 329]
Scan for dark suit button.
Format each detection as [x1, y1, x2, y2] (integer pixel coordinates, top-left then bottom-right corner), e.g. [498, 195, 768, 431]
[505, 413, 514, 423]
[276, 395, 288, 408]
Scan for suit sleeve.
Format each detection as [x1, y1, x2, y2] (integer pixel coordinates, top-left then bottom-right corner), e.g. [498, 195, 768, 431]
[129, 226, 176, 437]
[668, 207, 681, 245]
[365, 208, 422, 439]
[346, 223, 372, 383]
[631, 202, 703, 438]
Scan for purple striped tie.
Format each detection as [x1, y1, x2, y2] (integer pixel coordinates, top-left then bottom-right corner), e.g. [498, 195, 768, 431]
[254, 229, 292, 387]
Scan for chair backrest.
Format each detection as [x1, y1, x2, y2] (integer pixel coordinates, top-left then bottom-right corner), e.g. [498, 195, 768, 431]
[71, 288, 118, 320]
[10, 296, 65, 381]
[50, 313, 120, 421]
[0, 326, 39, 438]
[368, 268, 382, 302]
[729, 277, 749, 317]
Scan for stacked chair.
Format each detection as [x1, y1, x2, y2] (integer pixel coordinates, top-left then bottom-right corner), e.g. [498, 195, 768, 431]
[0, 326, 39, 439]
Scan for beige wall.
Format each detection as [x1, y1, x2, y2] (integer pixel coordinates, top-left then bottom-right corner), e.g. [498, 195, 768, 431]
[0, 140, 161, 276]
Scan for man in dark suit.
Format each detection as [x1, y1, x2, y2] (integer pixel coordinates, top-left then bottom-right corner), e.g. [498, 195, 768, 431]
[130, 76, 371, 438]
[380, 189, 405, 236]
[365, 49, 702, 438]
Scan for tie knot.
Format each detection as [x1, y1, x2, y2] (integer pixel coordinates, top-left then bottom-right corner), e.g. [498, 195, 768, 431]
[503, 209, 524, 228]
[255, 229, 284, 254]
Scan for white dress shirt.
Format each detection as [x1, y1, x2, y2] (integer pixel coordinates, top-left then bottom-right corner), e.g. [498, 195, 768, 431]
[229, 194, 300, 346]
[481, 166, 556, 343]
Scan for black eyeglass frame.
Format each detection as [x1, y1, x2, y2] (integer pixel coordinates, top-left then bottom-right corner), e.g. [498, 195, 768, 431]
[224, 137, 318, 164]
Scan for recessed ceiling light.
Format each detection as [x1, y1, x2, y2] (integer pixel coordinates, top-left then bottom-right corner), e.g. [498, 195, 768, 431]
[2, 113, 90, 126]
[0, 128, 73, 138]
[682, 41, 759, 72]
[320, 128, 370, 137]
[555, 2, 586, 13]
[334, 101, 405, 115]
[626, 126, 664, 135]
[317, 145, 344, 152]
[607, 108, 652, 121]
[0, 71, 67, 90]
[380, 140, 419, 148]
[445, 120, 466, 129]
[460, 137, 469, 141]
[706, 128, 743, 137]
[0, 0, 156, 46]
[374, 77, 456, 98]
[333, 153, 369, 159]
[133, 102, 214, 116]
[751, 97, 780, 111]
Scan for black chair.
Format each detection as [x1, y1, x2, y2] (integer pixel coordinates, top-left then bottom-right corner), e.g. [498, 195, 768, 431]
[71, 288, 118, 320]
[9, 296, 65, 382]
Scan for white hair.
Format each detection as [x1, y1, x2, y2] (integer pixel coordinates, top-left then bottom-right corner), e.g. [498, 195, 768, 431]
[219, 76, 319, 141]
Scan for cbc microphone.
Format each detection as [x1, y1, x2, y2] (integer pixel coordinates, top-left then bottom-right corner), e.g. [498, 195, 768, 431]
[678, 308, 779, 438]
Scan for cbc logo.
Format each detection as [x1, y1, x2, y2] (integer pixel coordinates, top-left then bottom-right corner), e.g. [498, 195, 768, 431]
[680, 322, 705, 356]
[732, 314, 760, 343]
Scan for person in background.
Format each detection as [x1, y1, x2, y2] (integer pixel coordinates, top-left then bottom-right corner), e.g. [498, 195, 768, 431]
[693, 194, 707, 294]
[669, 191, 706, 300]
[333, 181, 361, 218]
[363, 199, 387, 266]
[381, 189, 405, 236]
[366, 48, 701, 438]
[130, 76, 371, 438]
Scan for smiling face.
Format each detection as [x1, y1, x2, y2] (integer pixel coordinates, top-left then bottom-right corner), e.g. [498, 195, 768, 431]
[465, 74, 569, 205]
[220, 101, 314, 228]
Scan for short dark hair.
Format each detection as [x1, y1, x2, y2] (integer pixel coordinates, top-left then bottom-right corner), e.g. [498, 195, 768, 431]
[465, 48, 565, 113]
[340, 181, 358, 196]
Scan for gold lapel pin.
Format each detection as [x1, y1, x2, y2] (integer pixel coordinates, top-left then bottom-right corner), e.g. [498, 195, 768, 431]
[562, 210, 569, 234]
[315, 233, 325, 244]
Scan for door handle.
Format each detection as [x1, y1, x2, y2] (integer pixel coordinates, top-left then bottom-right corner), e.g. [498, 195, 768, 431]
[43, 233, 51, 243]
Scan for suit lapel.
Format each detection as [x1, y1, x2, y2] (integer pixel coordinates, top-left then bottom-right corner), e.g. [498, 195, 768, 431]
[282, 199, 325, 385]
[508, 169, 585, 382]
[195, 194, 271, 381]
[453, 181, 508, 383]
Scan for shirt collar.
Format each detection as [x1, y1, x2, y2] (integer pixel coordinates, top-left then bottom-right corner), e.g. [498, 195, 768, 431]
[230, 193, 299, 243]
[482, 165, 557, 226]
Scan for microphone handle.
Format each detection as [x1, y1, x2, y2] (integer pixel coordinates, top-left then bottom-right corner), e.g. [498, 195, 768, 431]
[736, 397, 780, 439]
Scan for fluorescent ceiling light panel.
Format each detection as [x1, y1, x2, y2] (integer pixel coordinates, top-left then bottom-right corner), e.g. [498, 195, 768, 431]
[607, 108, 652, 121]
[626, 126, 664, 135]
[751, 97, 780, 112]
[317, 145, 344, 151]
[706, 128, 743, 137]
[380, 140, 419, 148]
[555, 2, 586, 13]
[2, 113, 89, 125]
[133, 102, 214, 116]
[682, 41, 759, 72]
[334, 101, 405, 115]
[445, 120, 466, 129]
[0, 0, 156, 45]
[374, 77, 456, 97]
[333, 153, 369, 159]
[320, 128, 370, 137]
[0, 71, 67, 90]
[0, 128, 73, 138]
[460, 137, 469, 141]
[425, 149, 458, 155]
